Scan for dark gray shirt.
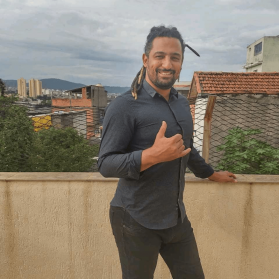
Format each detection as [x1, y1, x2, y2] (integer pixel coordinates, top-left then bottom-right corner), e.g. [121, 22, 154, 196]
[98, 79, 214, 229]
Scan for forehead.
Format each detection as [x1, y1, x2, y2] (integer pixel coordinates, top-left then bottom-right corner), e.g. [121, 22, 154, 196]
[150, 37, 182, 54]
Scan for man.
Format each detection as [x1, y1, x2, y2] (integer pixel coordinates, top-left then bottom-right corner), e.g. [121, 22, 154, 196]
[98, 25, 237, 279]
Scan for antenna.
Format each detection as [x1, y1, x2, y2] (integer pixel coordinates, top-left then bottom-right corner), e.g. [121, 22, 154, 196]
[185, 44, 200, 57]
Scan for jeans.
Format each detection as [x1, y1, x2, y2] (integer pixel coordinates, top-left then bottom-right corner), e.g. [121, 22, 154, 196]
[109, 206, 205, 279]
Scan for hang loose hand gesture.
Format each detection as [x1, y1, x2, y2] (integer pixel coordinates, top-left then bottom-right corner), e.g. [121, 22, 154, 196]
[141, 121, 191, 171]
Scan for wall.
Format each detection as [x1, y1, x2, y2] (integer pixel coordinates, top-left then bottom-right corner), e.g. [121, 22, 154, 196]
[246, 64, 263, 72]
[51, 99, 94, 139]
[0, 173, 279, 279]
[52, 98, 91, 108]
[31, 114, 52, 132]
[262, 36, 279, 72]
[52, 111, 87, 139]
[92, 86, 107, 108]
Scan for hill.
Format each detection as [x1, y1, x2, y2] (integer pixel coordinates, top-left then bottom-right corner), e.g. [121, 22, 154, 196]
[3, 78, 130, 93]
[41, 78, 85, 90]
[104, 85, 130, 94]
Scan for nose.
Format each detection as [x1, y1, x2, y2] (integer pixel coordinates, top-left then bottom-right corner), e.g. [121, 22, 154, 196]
[161, 56, 172, 70]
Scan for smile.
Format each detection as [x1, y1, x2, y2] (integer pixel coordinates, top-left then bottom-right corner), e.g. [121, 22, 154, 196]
[158, 71, 173, 76]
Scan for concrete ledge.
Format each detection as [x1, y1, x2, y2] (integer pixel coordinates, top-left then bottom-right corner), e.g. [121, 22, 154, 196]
[0, 173, 279, 279]
[0, 172, 278, 183]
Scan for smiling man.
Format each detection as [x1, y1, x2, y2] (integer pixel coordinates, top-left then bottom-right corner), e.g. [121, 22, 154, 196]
[98, 25, 236, 279]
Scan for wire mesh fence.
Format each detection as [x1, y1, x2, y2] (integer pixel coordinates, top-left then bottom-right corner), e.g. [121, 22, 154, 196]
[1, 94, 279, 173]
[189, 93, 279, 174]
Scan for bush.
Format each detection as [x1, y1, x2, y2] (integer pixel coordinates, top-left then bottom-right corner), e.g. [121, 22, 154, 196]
[29, 127, 99, 172]
[216, 127, 279, 174]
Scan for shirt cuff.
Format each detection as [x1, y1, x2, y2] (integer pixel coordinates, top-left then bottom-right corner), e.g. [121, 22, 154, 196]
[128, 150, 143, 180]
[199, 166, 215, 179]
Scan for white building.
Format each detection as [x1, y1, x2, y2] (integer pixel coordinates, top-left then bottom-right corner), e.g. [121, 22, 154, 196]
[243, 36, 279, 72]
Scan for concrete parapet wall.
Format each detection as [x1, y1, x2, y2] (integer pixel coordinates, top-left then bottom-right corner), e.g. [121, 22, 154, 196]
[0, 173, 278, 279]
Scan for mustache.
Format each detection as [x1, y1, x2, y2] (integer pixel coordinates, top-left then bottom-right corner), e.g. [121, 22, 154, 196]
[156, 69, 175, 74]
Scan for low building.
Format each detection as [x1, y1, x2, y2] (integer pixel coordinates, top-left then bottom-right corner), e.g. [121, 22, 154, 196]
[51, 83, 107, 139]
[173, 81, 191, 98]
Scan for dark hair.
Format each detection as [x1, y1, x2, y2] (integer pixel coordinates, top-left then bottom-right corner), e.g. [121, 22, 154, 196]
[131, 25, 185, 100]
[144, 26, 185, 58]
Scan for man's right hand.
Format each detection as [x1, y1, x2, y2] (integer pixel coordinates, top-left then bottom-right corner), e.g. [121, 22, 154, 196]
[152, 121, 191, 163]
[140, 121, 191, 171]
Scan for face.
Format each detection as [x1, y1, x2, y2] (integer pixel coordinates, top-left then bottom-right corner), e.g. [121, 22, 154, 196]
[143, 37, 183, 90]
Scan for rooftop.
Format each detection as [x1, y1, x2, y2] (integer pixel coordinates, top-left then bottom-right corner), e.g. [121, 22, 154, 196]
[192, 71, 279, 95]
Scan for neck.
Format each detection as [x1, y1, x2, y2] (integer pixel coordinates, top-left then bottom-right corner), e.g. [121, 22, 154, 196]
[145, 76, 171, 101]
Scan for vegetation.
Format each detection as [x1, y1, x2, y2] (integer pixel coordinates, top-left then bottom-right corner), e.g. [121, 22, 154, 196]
[0, 79, 6, 97]
[0, 96, 99, 172]
[217, 127, 279, 174]
[29, 127, 98, 172]
[0, 96, 34, 171]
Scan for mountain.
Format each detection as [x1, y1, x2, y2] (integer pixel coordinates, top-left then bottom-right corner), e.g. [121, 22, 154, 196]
[103, 86, 130, 94]
[41, 78, 85, 90]
[3, 78, 130, 93]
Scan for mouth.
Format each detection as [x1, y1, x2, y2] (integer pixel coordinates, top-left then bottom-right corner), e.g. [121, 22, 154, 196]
[157, 70, 174, 77]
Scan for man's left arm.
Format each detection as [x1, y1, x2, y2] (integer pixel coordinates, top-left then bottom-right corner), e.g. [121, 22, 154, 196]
[187, 138, 237, 182]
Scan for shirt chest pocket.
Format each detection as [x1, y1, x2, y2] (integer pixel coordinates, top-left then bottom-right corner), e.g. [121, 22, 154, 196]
[134, 122, 161, 149]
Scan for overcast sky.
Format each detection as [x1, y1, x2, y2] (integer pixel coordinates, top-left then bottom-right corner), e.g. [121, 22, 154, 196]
[1, 0, 279, 86]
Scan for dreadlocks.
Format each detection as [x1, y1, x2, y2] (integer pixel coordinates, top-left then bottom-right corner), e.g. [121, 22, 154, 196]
[131, 25, 186, 100]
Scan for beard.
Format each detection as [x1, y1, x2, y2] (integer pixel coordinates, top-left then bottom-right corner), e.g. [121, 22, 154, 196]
[146, 68, 177, 90]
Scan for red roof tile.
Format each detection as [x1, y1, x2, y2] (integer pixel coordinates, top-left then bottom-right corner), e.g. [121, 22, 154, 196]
[193, 71, 279, 95]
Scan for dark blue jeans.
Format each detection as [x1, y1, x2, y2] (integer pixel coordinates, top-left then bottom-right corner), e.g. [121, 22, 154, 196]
[109, 206, 205, 279]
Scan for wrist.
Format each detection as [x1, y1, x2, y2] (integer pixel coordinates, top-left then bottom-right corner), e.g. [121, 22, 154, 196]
[143, 146, 159, 165]
[208, 171, 217, 181]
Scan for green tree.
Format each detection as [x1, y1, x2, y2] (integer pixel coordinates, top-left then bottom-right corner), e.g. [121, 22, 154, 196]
[0, 96, 99, 172]
[0, 79, 6, 97]
[0, 96, 35, 171]
[29, 127, 99, 172]
[216, 127, 279, 174]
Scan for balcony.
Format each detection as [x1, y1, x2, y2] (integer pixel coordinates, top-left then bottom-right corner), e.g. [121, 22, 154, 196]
[242, 60, 263, 69]
[1, 172, 279, 279]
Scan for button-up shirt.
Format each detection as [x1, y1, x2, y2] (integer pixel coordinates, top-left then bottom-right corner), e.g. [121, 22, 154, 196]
[98, 79, 214, 229]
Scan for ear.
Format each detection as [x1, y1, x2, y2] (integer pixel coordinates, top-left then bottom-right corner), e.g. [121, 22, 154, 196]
[142, 53, 148, 68]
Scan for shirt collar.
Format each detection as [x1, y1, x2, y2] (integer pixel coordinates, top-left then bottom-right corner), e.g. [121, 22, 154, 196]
[142, 79, 178, 98]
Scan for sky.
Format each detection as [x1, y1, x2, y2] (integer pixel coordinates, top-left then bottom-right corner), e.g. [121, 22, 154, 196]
[1, 0, 279, 86]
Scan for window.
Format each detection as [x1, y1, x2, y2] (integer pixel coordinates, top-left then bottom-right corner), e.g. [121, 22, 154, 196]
[254, 42, 262, 56]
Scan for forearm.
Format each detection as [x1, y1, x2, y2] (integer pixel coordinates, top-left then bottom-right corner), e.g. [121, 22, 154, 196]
[98, 150, 142, 179]
[187, 147, 214, 178]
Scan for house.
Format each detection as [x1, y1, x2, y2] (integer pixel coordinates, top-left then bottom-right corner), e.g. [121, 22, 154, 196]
[243, 36, 279, 72]
[51, 84, 107, 140]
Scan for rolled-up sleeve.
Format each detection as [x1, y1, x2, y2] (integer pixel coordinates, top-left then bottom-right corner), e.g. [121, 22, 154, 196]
[97, 96, 142, 179]
[187, 138, 215, 179]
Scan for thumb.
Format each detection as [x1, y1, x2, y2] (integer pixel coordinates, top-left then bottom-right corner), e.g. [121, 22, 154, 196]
[156, 121, 167, 138]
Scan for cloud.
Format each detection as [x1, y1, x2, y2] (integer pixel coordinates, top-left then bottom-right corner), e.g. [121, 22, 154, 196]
[1, 0, 279, 85]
